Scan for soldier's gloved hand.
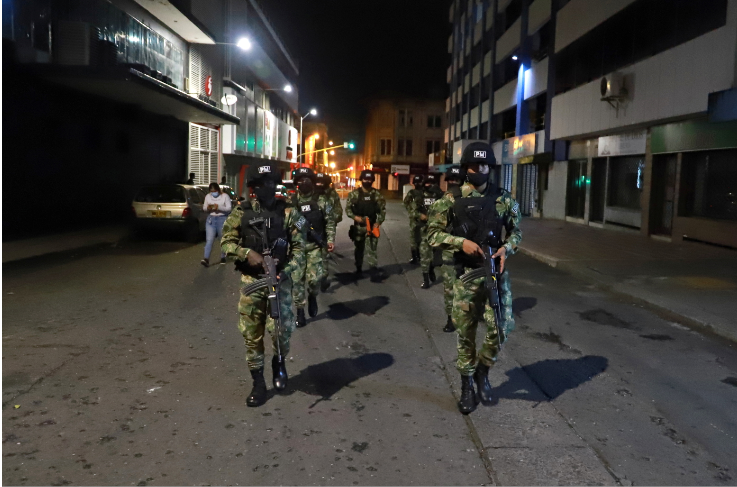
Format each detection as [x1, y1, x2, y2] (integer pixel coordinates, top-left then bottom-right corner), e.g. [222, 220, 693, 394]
[277, 271, 288, 282]
[491, 246, 507, 273]
[420, 214, 428, 221]
[327, 242, 335, 252]
[353, 216, 363, 223]
[246, 250, 265, 270]
[462, 239, 483, 257]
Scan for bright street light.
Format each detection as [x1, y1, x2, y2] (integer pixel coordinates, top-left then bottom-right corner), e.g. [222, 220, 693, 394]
[284, 84, 293, 92]
[236, 38, 252, 50]
[328, 141, 333, 146]
[314, 134, 320, 140]
[330, 162, 336, 169]
[299, 108, 318, 165]
[310, 108, 317, 116]
[330, 150, 335, 155]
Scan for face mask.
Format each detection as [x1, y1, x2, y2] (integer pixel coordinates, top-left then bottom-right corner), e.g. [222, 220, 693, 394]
[466, 171, 489, 188]
[253, 186, 276, 208]
[297, 180, 314, 194]
[362, 181, 373, 190]
[210, 192, 219, 198]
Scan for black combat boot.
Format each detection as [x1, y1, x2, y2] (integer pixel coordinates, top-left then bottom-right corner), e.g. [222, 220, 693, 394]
[296, 308, 307, 328]
[421, 273, 431, 289]
[308, 294, 318, 318]
[320, 276, 330, 292]
[246, 368, 267, 407]
[429, 266, 436, 282]
[443, 315, 455, 333]
[409, 250, 419, 265]
[458, 375, 478, 414]
[355, 264, 363, 277]
[474, 363, 495, 406]
[271, 355, 288, 392]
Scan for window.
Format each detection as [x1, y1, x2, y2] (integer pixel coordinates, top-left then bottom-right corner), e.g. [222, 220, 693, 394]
[435, 116, 442, 128]
[406, 140, 413, 156]
[135, 186, 186, 203]
[399, 109, 414, 127]
[434, 140, 441, 153]
[608, 156, 644, 209]
[427, 140, 434, 156]
[679, 149, 737, 221]
[428, 115, 434, 128]
[554, 0, 728, 95]
[380, 138, 392, 156]
[397, 139, 405, 156]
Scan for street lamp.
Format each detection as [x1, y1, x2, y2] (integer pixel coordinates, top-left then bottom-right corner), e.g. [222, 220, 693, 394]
[265, 84, 293, 92]
[330, 150, 335, 155]
[328, 141, 333, 146]
[330, 162, 336, 169]
[235, 37, 252, 50]
[299, 108, 318, 165]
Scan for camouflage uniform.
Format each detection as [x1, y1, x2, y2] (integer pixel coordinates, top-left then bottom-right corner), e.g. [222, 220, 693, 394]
[427, 182, 522, 376]
[291, 192, 336, 309]
[413, 185, 444, 274]
[221, 199, 305, 371]
[345, 186, 386, 269]
[428, 191, 460, 316]
[403, 187, 424, 251]
[321, 186, 343, 279]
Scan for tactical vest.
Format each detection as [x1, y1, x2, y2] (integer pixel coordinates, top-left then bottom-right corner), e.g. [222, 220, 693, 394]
[451, 190, 505, 269]
[419, 187, 443, 214]
[295, 196, 326, 241]
[352, 189, 379, 224]
[447, 184, 462, 200]
[238, 201, 289, 276]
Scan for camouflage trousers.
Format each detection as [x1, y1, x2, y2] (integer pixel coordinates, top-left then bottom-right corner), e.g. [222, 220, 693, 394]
[441, 254, 457, 316]
[321, 247, 332, 280]
[293, 245, 326, 308]
[419, 223, 435, 273]
[238, 274, 296, 371]
[352, 225, 379, 268]
[452, 269, 514, 376]
[409, 220, 421, 251]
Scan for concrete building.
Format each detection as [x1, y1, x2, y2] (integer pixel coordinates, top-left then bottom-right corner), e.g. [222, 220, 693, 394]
[364, 97, 446, 191]
[3, 0, 299, 236]
[447, 0, 737, 248]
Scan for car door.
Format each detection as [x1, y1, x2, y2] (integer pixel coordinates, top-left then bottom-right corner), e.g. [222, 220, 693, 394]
[187, 188, 206, 230]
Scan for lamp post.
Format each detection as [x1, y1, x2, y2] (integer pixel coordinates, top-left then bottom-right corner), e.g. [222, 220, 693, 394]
[299, 108, 317, 166]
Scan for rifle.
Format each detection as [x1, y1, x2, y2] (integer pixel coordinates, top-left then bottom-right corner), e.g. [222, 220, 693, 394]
[458, 230, 506, 346]
[240, 217, 288, 362]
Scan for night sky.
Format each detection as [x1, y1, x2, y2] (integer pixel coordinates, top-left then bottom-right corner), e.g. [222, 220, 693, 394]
[262, 0, 451, 147]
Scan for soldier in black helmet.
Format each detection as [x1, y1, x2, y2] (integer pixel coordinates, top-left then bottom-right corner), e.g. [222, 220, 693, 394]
[291, 167, 336, 328]
[427, 142, 522, 414]
[403, 174, 424, 265]
[345, 170, 387, 280]
[221, 161, 305, 407]
[315, 172, 343, 291]
[414, 173, 444, 289]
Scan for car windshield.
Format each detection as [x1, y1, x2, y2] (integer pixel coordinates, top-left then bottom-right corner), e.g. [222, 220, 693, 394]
[135, 186, 186, 203]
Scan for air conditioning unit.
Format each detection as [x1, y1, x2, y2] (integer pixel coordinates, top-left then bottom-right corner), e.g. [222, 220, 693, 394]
[600, 72, 626, 99]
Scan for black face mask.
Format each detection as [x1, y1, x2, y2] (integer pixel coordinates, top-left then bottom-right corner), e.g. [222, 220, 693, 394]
[254, 185, 276, 209]
[297, 180, 314, 195]
[361, 181, 373, 190]
[466, 171, 488, 188]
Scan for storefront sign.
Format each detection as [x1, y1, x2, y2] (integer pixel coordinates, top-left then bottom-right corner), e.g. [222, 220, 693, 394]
[501, 132, 536, 164]
[598, 130, 646, 157]
[391, 164, 410, 175]
[204, 75, 213, 97]
[263, 111, 276, 158]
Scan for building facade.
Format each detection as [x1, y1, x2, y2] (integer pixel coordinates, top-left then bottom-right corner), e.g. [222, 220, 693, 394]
[3, 0, 299, 236]
[364, 97, 446, 191]
[447, 0, 737, 248]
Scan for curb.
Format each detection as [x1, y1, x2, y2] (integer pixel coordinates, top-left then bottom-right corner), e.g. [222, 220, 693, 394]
[518, 246, 737, 345]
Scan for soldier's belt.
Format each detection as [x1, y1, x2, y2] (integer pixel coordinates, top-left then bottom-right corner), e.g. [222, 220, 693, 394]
[242, 278, 268, 296]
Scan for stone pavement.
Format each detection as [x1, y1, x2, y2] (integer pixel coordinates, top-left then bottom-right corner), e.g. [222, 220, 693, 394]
[518, 218, 737, 342]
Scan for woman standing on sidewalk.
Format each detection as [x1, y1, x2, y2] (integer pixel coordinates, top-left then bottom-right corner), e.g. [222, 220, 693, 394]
[201, 183, 231, 267]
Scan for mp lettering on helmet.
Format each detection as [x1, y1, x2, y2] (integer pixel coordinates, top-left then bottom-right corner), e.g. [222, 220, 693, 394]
[451, 168, 460, 174]
[258, 166, 271, 173]
[301, 205, 311, 213]
[474, 151, 487, 159]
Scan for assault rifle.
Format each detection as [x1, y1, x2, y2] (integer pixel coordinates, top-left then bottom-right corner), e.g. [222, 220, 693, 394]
[459, 230, 506, 346]
[240, 217, 288, 362]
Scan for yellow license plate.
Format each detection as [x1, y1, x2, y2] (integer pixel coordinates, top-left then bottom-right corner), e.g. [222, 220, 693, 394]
[150, 210, 169, 218]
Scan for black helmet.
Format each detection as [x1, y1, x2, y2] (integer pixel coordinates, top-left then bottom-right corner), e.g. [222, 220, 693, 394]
[460, 141, 496, 166]
[445, 165, 463, 182]
[359, 170, 375, 182]
[293, 166, 316, 183]
[412, 175, 423, 185]
[316, 172, 332, 188]
[425, 173, 439, 185]
[246, 162, 281, 187]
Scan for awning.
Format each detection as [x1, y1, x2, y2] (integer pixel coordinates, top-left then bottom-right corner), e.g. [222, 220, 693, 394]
[38, 66, 239, 125]
[518, 152, 553, 165]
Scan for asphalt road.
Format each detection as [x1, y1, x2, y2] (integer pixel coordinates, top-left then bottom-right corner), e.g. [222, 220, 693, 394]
[3, 201, 737, 486]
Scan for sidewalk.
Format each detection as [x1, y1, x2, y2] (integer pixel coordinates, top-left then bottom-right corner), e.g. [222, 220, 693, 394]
[518, 218, 737, 342]
[2, 225, 128, 263]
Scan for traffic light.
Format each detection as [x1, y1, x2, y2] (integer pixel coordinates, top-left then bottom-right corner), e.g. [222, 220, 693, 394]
[343, 141, 356, 150]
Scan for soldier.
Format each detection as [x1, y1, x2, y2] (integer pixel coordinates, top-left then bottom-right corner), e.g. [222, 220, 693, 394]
[415, 173, 444, 289]
[403, 175, 424, 265]
[316, 172, 343, 292]
[221, 161, 305, 407]
[429, 165, 464, 332]
[291, 167, 336, 328]
[345, 170, 386, 281]
[427, 142, 521, 414]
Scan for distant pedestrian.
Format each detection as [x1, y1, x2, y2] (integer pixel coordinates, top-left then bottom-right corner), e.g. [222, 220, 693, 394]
[201, 183, 231, 267]
[221, 176, 227, 186]
[186, 172, 196, 185]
